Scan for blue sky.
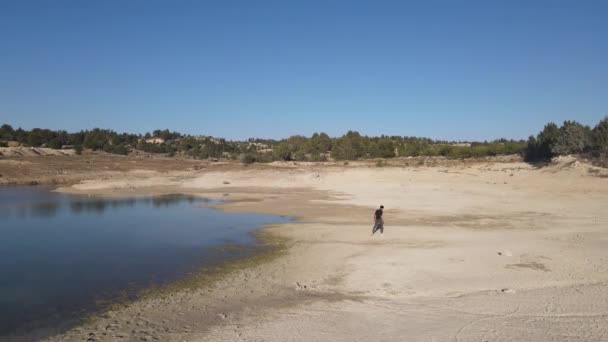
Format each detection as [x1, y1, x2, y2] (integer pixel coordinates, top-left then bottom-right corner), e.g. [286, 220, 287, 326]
[0, 0, 606, 141]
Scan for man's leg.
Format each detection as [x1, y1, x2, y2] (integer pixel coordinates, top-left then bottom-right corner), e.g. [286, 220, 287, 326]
[372, 220, 380, 235]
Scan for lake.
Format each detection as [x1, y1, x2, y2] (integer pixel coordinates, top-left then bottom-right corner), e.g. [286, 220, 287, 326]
[0, 186, 289, 339]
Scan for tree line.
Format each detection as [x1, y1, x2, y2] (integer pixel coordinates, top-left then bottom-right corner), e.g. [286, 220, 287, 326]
[258, 131, 525, 162]
[523, 117, 608, 162]
[1, 117, 607, 163]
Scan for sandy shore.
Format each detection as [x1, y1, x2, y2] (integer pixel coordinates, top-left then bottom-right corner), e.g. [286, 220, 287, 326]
[12, 156, 608, 341]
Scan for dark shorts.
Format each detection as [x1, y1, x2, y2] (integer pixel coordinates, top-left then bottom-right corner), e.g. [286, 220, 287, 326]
[372, 219, 384, 233]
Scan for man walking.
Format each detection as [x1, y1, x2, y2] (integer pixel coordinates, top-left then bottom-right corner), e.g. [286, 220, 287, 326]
[372, 205, 384, 235]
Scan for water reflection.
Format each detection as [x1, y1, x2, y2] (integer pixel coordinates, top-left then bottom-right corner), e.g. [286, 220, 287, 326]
[2, 193, 209, 219]
[26, 201, 62, 218]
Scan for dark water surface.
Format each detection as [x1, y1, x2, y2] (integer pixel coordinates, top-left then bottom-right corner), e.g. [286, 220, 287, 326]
[0, 186, 289, 338]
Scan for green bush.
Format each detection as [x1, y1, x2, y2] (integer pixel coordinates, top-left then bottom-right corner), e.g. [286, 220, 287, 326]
[376, 139, 395, 158]
[593, 116, 608, 153]
[0, 124, 14, 141]
[331, 131, 365, 160]
[293, 150, 307, 161]
[273, 142, 292, 161]
[112, 145, 129, 155]
[46, 138, 63, 149]
[239, 153, 256, 164]
[255, 152, 274, 163]
[551, 121, 592, 155]
[524, 123, 559, 161]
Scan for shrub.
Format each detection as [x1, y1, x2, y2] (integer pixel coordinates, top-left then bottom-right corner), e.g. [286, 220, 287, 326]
[377, 139, 396, 158]
[524, 122, 559, 161]
[46, 138, 63, 149]
[112, 145, 129, 155]
[524, 136, 541, 161]
[293, 150, 307, 161]
[331, 131, 365, 160]
[255, 152, 274, 163]
[100, 143, 128, 155]
[239, 153, 256, 164]
[83, 129, 112, 150]
[593, 116, 608, 153]
[551, 121, 592, 155]
[273, 142, 292, 161]
[0, 124, 14, 141]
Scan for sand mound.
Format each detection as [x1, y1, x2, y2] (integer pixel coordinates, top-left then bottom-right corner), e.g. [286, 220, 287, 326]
[0, 147, 75, 157]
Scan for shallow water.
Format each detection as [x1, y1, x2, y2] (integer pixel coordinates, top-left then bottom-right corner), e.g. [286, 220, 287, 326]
[0, 186, 289, 338]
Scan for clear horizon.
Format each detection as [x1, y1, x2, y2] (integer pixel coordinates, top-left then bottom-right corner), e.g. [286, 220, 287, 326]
[1, 1, 607, 141]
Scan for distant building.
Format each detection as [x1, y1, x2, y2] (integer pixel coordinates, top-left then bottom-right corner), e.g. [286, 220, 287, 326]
[249, 142, 269, 149]
[145, 138, 165, 144]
